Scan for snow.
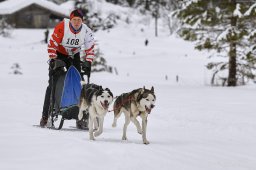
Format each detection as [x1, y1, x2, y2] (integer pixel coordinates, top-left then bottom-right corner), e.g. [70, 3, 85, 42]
[215, 7, 220, 14]
[1, 2, 256, 170]
[233, 4, 243, 18]
[0, 0, 69, 16]
[59, 0, 75, 14]
[244, 2, 256, 16]
[217, 27, 231, 41]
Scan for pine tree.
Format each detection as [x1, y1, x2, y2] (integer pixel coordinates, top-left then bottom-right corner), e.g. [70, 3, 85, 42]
[134, 0, 168, 36]
[126, 0, 136, 6]
[163, 0, 181, 35]
[106, 0, 119, 4]
[75, 0, 91, 26]
[0, 17, 13, 37]
[175, 0, 256, 86]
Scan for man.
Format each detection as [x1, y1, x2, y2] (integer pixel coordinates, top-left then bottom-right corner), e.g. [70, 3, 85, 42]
[44, 29, 49, 43]
[40, 9, 95, 128]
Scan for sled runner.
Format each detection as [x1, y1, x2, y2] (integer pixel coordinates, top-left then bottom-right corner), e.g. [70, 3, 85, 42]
[47, 60, 89, 130]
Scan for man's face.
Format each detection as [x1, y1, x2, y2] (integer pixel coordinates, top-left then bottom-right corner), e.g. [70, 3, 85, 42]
[70, 17, 83, 30]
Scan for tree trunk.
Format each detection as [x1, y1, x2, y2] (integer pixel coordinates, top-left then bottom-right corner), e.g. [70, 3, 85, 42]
[155, 15, 158, 37]
[228, 40, 237, 86]
[145, 0, 150, 10]
[228, 1, 237, 86]
[167, 16, 172, 35]
[155, 0, 159, 37]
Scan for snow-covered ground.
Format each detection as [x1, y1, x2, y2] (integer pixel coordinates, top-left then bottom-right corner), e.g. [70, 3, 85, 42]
[0, 17, 256, 170]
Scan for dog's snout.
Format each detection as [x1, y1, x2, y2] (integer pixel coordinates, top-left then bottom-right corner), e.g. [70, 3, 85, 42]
[151, 104, 155, 109]
[104, 100, 108, 104]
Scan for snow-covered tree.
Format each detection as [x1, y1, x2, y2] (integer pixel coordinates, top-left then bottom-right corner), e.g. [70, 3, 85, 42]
[76, 0, 119, 31]
[175, 0, 256, 86]
[0, 17, 13, 37]
[10, 63, 22, 75]
[75, 0, 91, 27]
[162, 0, 181, 35]
[104, 0, 179, 36]
[106, 0, 119, 4]
[133, 0, 169, 36]
[92, 46, 113, 73]
[75, 0, 113, 73]
[106, 0, 128, 6]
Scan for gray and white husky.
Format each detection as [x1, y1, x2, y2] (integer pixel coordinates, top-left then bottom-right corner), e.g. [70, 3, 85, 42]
[78, 83, 113, 140]
[112, 86, 156, 144]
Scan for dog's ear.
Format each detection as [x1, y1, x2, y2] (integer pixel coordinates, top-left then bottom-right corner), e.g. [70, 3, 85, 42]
[141, 86, 145, 93]
[95, 89, 102, 96]
[150, 86, 154, 93]
[105, 88, 114, 97]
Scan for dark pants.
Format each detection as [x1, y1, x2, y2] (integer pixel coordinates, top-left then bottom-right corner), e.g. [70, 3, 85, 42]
[42, 52, 82, 117]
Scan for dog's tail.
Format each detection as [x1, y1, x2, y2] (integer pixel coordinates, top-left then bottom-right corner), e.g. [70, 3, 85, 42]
[112, 98, 123, 128]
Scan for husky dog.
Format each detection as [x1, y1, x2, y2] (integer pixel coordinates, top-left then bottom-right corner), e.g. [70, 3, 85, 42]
[112, 86, 156, 144]
[78, 83, 113, 140]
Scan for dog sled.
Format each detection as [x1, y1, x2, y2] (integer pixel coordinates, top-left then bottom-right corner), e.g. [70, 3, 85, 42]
[46, 59, 89, 130]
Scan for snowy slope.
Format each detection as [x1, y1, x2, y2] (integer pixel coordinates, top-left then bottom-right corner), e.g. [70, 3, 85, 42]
[0, 26, 256, 170]
[0, 2, 256, 170]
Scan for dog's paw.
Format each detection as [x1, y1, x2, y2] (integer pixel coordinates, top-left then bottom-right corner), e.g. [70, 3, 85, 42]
[137, 129, 142, 134]
[122, 136, 127, 140]
[89, 137, 95, 140]
[143, 140, 150, 145]
[94, 131, 102, 137]
[89, 133, 95, 140]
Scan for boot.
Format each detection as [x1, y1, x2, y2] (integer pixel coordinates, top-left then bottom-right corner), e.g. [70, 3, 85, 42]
[40, 116, 48, 127]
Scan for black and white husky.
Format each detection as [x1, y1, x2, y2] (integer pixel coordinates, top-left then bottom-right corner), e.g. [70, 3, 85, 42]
[78, 83, 113, 140]
[112, 87, 156, 144]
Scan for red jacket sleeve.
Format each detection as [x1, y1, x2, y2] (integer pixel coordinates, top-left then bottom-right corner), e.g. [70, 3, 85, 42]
[47, 21, 64, 59]
[84, 44, 95, 63]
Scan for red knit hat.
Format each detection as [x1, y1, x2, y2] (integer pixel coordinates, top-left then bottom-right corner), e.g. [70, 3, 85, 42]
[70, 9, 84, 20]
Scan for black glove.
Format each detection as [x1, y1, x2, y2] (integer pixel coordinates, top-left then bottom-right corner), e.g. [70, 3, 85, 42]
[49, 59, 55, 69]
[82, 61, 91, 77]
[49, 59, 66, 76]
[48, 59, 56, 76]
